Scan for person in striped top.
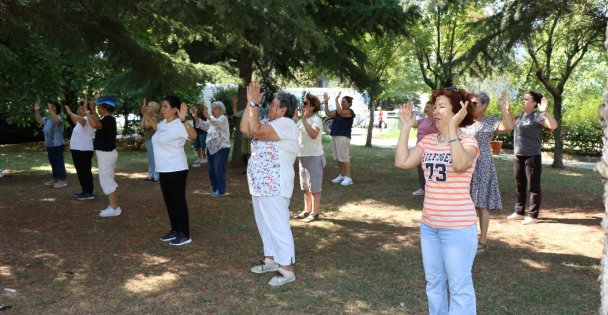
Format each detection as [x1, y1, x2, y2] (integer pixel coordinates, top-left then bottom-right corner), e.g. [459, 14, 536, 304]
[395, 87, 479, 315]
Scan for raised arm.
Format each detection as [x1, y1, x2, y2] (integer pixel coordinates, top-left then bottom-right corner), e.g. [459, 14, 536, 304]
[449, 102, 478, 172]
[34, 101, 43, 125]
[538, 97, 558, 131]
[395, 102, 424, 169]
[178, 103, 197, 140]
[65, 105, 85, 126]
[302, 106, 320, 139]
[48, 104, 62, 126]
[85, 96, 102, 129]
[141, 98, 159, 130]
[495, 92, 514, 134]
[323, 92, 336, 118]
[245, 82, 279, 141]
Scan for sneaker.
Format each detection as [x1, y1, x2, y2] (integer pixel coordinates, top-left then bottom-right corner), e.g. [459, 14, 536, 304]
[75, 193, 95, 201]
[250, 258, 280, 274]
[331, 175, 345, 183]
[160, 231, 178, 242]
[340, 177, 353, 186]
[522, 217, 539, 225]
[303, 214, 320, 223]
[211, 191, 223, 197]
[99, 207, 122, 218]
[412, 189, 425, 196]
[143, 177, 153, 182]
[44, 180, 56, 186]
[169, 233, 192, 246]
[192, 163, 201, 168]
[507, 212, 525, 220]
[53, 181, 68, 188]
[199, 159, 207, 164]
[268, 269, 296, 287]
[73, 192, 84, 198]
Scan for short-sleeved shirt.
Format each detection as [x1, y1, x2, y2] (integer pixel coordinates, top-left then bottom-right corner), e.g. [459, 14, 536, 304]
[417, 134, 479, 229]
[330, 109, 355, 138]
[69, 116, 95, 151]
[416, 117, 439, 143]
[297, 115, 324, 157]
[247, 117, 299, 198]
[152, 119, 189, 172]
[514, 111, 545, 156]
[42, 116, 65, 147]
[198, 115, 231, 155]
[94, 116, 117, 152]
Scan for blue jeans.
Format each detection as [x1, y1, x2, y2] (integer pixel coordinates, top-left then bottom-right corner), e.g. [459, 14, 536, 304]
[47, 145, 66, 180]
[146, 139, 159, 180]
[421, 222, 477, 315]
[207, 147, 230, 194]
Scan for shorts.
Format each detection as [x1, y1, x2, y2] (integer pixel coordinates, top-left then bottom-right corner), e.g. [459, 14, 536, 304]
[193, 132, 207, 149]
[299, 155, 326, 193]
[331, 136, 351, 162]
[95, 149, 118, 195]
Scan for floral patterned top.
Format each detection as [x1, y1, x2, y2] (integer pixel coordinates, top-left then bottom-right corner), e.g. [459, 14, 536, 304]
[197, 115, 231, 155]
[247, 117, 299, 198]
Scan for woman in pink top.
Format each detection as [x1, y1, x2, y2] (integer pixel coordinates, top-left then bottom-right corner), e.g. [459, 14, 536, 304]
[411, 101, 439, 196]
[395, 87, 479, 315]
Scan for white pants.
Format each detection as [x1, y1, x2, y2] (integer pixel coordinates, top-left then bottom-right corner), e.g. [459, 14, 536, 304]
[95, 150, 118, 195]
[252, 196, 295, 266]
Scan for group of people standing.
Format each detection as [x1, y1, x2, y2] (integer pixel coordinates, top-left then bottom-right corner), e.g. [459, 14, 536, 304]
[396, 87, 558, 314]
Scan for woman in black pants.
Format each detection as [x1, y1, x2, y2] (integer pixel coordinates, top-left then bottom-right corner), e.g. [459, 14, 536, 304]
[143, 95, 197, 246]
[507, 91, 558, 225]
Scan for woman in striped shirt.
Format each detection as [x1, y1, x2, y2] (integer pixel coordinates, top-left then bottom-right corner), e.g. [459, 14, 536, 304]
[395, 88, 479, 315]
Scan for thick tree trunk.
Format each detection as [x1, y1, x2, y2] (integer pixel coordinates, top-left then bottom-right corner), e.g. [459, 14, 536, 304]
[231, 45, 253, 166]
[598, 20, 608, 315]
[551, 95, 564, 168]
[365, 95, 374, 147]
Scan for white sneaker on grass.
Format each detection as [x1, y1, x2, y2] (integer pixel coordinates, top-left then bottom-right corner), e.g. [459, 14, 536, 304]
[99, 207, 122, 218]
[412, 189, 425, 196]
[250, 258, 280, 274]
[268, 269, 296, 287]
[340, 177, 353, 186]
[522, 217, 538, 225]
[507, 212, 525, 220]
[331, 175, 345, 183]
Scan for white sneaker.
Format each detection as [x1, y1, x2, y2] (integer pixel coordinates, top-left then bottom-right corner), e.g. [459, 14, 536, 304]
[340, 177, 353, 186]
[194, 159, 202, 164]
[99, 207, 122, 217]
[522, 217, 538, 225]
[200, 159, 207, 164]
[507, 212, 525, 220]
[411, 189, 425, 196]
[192, 163, 201, 168]
[268, 269, 296, 287]
[250, 258, 280, 274]
[331, 175, 345, 183]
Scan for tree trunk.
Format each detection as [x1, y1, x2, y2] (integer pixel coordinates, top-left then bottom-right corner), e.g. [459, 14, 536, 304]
[231, 44, 253, 166]
[551, 94, 564, 168]
[365, 95, 374, 147]
[598, 20, 608, 315]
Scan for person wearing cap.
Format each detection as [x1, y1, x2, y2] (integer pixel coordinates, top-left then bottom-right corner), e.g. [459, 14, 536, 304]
[86, 95, 122, 217]
[34, 100, 67, 188]
[144, 95, 197, 246]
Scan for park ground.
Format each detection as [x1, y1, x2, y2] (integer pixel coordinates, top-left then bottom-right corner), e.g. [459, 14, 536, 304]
[0, 133, 603, 314]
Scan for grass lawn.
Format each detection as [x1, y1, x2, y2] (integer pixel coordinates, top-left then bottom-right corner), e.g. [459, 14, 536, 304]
[0, 140, 603, 314]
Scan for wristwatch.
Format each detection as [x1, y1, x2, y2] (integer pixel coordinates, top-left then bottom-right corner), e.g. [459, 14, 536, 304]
[249, 102, 259, 108]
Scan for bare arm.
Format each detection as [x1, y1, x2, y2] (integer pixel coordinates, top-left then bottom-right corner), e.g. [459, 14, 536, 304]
[448, 102, 478, 172]
[495, 93, 514, 134]
[323, 92, 336, 118]
[34, 101, 43, 125]
[302, 116, 320, 139]
[48, 105, 62, 126]
[538, 97, 558, 131]
[85, 97, 102, 129]
[65, 105, 85, 126]
[178, 103, 197, 140]
[141, 98, 159, 130]
[395, 102, 424, 169]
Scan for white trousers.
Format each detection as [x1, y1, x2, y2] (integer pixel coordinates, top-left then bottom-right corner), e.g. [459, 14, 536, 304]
[95, 150, 118, 195]
[252, 196, 295, 266]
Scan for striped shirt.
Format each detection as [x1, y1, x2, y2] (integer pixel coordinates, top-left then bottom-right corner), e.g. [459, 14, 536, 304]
[417, 134, 479, 229]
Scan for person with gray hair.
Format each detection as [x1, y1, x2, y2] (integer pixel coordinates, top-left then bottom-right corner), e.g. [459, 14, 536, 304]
[192, 100, 231, 197]
[241, 82, 300, 287]
[460, 91, 513, 253]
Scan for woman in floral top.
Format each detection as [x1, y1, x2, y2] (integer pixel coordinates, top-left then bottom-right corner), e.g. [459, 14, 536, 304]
[240, 82, 299, 287]
[193, 101, 231, 197]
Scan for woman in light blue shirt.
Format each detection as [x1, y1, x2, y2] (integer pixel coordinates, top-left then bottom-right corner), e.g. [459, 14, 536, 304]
[34, 100, 67, 188]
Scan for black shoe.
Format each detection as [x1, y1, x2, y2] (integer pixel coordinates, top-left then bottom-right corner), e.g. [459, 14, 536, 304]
[73, 192, 84, 199]
[143, 178, 153, 182]
[76, 193, 95, 201]
[160, 231, 178, 242]
[169, 233, 192, 246]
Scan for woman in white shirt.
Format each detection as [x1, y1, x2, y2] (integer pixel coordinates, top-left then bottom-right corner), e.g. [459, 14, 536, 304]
[240, 82, 300, 287]
[294, 94, 325, 223]
[65, 100, 96, 200]
[143, 95, 197, 246]
[193, 101, 231, 197]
